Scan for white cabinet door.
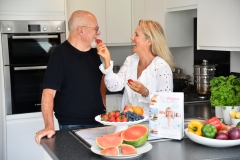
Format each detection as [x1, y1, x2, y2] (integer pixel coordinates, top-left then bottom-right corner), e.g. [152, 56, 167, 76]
[106, 95, 118, 112]
[132, 0, 165, 29]
[106, 0, 132, 45]
[7, 116, 47, 160]
[0, 0, 65, 20]
[165, 0, 197, 12]
[6, 113, 59, 160]
[65, 0, 106, 42]
[198, 0, 240, 51]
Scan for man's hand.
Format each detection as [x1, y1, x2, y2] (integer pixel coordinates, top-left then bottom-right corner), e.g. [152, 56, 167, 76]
[35, 128, 55, 145]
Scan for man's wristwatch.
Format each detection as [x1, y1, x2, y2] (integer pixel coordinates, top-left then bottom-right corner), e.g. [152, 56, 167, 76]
[142, 88, 148, 98]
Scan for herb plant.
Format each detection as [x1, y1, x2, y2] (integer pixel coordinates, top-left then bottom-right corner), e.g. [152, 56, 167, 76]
[210, 75, 240, 107]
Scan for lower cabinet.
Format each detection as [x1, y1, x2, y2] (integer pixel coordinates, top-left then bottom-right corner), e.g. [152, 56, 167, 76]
[106, 94, 123, 112]
[6, 113, 59, 160]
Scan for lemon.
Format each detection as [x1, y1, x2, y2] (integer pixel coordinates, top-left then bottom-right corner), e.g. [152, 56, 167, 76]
[236, 112, 240, 119]
[229, 110, 237, 118]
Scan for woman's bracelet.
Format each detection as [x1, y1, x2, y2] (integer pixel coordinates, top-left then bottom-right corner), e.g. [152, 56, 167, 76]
[142, 88, 148, 98]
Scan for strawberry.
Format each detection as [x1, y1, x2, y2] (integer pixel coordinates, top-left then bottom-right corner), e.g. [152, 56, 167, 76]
[116, 117, 121, 122]
[101, 114, 108, 121]
[121, 115, 128, 122]
[114, 110, 121, 119]
[109, 116, 116, 122]
[128, 79, 133, 83]
[108, 111, 115, 118]
[96, 39, 102, 44]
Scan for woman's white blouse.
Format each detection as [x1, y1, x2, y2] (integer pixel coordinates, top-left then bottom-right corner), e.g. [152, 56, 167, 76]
[99, 53, 173, 116]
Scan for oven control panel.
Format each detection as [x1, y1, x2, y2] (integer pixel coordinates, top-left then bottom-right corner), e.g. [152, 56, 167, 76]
[0, 20, 66, 33]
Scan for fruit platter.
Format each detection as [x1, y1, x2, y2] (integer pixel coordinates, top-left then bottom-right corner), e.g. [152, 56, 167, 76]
[185, 116, 240, 147]
[91, 125, 152, 159]
[95, 105, 148, 132]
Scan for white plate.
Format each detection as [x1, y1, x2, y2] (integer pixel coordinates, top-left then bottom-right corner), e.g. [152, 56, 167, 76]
[91, 142, 152, 159]
[185, 128, 240, 148]
[95, 114, 148, 126]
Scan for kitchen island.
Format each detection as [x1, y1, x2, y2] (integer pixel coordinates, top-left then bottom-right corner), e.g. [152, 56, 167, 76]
[41, 102, 240, 160]
[41, 130, 240, 160]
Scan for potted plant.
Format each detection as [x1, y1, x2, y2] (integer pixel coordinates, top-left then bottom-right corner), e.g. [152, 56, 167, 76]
[210, 75, 240, 124]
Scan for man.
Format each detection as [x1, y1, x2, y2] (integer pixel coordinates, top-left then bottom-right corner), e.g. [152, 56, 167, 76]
[35, 10, 106, 145]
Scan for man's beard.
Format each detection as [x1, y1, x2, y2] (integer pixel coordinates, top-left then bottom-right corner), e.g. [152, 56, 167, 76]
[91, 41, 97, 48]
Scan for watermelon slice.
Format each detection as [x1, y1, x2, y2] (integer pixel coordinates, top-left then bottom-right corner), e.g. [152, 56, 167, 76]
[96, 136, 123, 149]
[101, 147, 119, 156]
[121, 125, 148, 147]
[102, 131, 123, 137]
[120, 144, 137, 155]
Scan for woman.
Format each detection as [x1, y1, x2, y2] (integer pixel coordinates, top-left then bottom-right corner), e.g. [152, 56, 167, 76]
[160, 107, 177, 129]
[97, 20, 174, 116]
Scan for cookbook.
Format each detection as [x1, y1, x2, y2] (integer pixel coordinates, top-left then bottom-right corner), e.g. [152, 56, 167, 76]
[149, 92, 184, 140]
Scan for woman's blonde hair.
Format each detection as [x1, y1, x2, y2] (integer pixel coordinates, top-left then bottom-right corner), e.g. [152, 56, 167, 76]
[138, 20, 174, 70]
[165, 107, 174, 118]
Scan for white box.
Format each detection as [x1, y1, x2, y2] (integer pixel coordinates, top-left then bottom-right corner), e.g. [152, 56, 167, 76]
[149, 92, 184, 140]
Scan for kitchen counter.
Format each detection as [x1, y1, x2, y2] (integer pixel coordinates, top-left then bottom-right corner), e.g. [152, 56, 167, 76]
[41, 102, 237, 160]
[41, 130, 240, 160]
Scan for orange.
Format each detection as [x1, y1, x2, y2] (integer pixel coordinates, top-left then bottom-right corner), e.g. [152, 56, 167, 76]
[132, 106, 144, 116]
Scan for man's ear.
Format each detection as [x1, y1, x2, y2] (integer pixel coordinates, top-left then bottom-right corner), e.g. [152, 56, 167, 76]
[77, 26, 83, 34]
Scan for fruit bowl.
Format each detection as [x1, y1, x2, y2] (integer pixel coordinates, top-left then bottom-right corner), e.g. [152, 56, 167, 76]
[95, 114, 148, 132]
[231, 118, 240, 126]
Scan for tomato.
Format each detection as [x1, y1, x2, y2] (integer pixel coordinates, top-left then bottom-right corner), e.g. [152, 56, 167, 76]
[128, 79, 133, 83]
[96, 39, 102, 44]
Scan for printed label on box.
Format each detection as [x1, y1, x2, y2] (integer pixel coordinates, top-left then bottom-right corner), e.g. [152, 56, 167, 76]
[149, 92, 184, 140]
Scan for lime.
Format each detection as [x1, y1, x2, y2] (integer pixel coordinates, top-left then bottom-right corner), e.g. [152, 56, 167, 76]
[229, 110, 237, 118]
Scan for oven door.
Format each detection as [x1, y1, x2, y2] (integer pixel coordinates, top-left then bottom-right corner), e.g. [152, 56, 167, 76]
[4, 66, 47, 115]
[2, 33, 65, 65]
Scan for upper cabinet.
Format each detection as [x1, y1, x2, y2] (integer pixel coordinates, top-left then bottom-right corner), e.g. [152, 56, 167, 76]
[165, 0, 197, 12]
[65, 0, 106, 43]
[0, 0, 65, 20]
[165, 9, 197, 48]
[197, 0, 240, 51]
[65, 0, 132, 46]
[132, 0, 165, 30]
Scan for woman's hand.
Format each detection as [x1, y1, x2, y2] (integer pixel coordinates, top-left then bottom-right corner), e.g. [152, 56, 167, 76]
[127, 80, 146, 95]
[96, 43, 111, 69]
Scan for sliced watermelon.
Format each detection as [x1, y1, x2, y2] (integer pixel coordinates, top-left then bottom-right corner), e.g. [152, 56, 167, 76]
[96, 136, 123, 149]
[101, 147, 119, 156]
[121, 125, 148, 147]
[120, 144, 137, 155]
[102, 131, 123, 137]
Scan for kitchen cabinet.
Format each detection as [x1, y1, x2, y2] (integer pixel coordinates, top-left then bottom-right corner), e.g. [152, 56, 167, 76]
[0, 0, 65, 20]
[106, 94, 123, 112]
[65, 0, 132, 46]
[165, 0, 197, 12]
[6, 113, 59, 160]
[65, 0, 106, 43]
[132, 0, 165, 30]
[165, 9, 197, 47]
[197, 0, 240, 51]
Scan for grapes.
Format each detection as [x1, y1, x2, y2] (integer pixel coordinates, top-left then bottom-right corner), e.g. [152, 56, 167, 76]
[124, 111, 144, 122]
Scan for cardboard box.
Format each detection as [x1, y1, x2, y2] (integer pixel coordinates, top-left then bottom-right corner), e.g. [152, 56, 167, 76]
[149, 92, 184, 140]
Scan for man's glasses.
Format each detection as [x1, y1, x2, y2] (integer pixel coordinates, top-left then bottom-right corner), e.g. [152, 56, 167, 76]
[81, 26, 99, 32]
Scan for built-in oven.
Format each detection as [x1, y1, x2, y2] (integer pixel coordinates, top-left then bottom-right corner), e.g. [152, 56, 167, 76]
[1, 21, 66, 115]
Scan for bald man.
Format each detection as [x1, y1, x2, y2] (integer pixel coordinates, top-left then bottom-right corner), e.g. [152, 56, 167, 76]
[35, 10, 106, 145]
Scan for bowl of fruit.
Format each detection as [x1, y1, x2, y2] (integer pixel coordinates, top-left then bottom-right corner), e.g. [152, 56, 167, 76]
[230, 110, 240, 126]
[95, 104, 148, 132]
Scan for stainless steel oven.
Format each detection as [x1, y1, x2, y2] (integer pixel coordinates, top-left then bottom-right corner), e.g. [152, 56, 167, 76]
[1, 20, 66, 115]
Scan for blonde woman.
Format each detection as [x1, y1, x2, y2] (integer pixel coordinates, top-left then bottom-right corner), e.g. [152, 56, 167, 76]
[97, 20, 174, 116]
[160, 107, 177, 129]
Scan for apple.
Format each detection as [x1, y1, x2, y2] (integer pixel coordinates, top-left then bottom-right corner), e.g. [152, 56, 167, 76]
[123, 104, 133, 113]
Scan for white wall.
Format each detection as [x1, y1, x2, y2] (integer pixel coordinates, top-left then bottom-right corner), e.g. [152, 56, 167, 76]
[230, 51, 240, 72]
[170, 47, 194, 83]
